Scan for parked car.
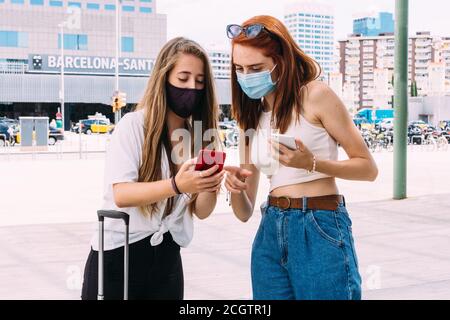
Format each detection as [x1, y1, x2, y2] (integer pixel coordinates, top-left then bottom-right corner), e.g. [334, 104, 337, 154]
[0, 123, 11, 147]
[438, 120, 450, 131]
[408, 120, 429, 131]
[0, 116, 17, 124]
[48, 127, 65, 145]
[377, 118, 394, 131]
[72, 119, 114, 135]
[0, 117, 19, 131]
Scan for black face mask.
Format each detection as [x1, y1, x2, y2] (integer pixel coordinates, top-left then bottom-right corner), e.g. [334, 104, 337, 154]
[166, 82, 204, 118]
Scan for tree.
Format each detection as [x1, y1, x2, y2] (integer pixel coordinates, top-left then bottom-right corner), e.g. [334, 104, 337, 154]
[410, 80, 418, 97]
[414, 82, 419, 97]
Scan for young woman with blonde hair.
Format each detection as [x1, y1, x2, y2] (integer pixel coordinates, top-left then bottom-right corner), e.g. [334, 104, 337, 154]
[82, 37, 224, 300]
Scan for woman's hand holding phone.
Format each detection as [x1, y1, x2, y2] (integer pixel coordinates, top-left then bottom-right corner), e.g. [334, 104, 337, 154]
[269, 138, 315, 171]
[175, 158, 225, 194]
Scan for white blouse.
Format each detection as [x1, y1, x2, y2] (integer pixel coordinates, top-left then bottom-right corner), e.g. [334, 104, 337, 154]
[90, 109, 193, 251]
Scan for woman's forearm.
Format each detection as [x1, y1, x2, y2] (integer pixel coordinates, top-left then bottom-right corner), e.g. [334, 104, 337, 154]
[315, 158, 378, 182]
[113, 179, 177, 208]
[194, 192, 218, 220]
[230, 191, 253, 222]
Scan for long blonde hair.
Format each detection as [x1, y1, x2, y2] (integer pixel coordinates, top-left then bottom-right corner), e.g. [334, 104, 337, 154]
[135, 37, 221, 217]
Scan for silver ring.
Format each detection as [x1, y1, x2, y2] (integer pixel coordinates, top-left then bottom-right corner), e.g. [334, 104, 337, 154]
[199, 171, 203, 178]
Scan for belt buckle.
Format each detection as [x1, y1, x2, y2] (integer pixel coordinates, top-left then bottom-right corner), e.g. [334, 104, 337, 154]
[277, 196, 291, 210]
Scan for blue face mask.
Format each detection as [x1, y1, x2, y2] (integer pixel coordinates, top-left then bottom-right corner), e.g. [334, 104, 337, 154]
[236, 65, 277, 100]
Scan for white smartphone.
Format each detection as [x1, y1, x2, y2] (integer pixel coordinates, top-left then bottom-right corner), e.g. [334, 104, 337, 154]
[271, 133, 297, 150]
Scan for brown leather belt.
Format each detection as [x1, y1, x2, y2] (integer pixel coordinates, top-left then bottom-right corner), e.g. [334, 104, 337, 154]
[268, 195, 345, 211]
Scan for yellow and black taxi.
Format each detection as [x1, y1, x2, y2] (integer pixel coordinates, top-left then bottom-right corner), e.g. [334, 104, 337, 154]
[71, 119, 114, 135]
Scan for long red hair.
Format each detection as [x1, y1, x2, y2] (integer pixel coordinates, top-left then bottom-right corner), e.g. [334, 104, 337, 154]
[231, 15, 321, 134]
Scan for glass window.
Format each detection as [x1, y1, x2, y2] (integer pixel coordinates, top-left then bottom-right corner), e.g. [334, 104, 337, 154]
[78, 34, 88, 50]
[121, 37, 134, 52]
[30, 0, 44, 5]
[11, 0, 25, 4]
[58, 34, 88, 50]
[68, 2, 81, 8]
[0, 31, 28, 48]
[0, 32, 12, 47]
[87, 3, 100, 10]
[122, 5, 134, 12]
[140, 7, 151, 13]
[49, 0, 63, 6]
[105, 4, 115, 10]
[18, 32, 28, 47]
[140, 0, 152, 2]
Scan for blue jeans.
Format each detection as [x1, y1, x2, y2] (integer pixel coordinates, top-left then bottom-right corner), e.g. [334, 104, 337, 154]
[251, 198, 362, 300]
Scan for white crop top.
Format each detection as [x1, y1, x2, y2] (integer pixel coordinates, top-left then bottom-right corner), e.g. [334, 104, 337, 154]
[251, 110, 338, 192]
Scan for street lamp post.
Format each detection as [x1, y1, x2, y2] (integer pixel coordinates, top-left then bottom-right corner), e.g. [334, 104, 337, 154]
[115, 0, 122, 124]
[393, 0, 409, 200]
[59, 23, 65, 131]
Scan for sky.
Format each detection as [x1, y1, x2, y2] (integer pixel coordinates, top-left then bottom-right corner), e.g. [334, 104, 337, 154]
[156, 0, 449, 50]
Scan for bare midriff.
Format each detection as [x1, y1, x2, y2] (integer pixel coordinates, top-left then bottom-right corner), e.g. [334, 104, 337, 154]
[269, 177, 339, 198]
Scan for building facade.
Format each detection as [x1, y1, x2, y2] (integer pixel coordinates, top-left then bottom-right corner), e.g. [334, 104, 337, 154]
[353, 12, 394, 37]
[338, 31, 449, 110]
[284, 1, 335, 76]
[207, 48, 231, 80]
[0, 0, 168, 128]
[434, 37, 450, 87]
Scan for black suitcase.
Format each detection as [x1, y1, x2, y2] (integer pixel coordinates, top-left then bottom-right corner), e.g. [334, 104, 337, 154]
[97, 210, 130, 300]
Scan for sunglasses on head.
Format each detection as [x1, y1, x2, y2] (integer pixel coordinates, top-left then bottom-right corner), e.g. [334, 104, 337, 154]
[226, 24, 267, 39]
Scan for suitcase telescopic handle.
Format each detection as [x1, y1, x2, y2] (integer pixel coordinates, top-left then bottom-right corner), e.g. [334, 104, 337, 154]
[97, 210, 130, 300]
[98, 210, 130, 225]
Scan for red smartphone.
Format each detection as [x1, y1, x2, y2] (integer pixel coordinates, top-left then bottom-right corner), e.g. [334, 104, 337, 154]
[195, 149, 227, 173]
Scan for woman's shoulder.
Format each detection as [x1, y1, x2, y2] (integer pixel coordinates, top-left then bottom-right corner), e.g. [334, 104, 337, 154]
[302, 80, 340, 113]
[121, 109, 145, 123]
[111, 110, 146, 144]
[116, 109, 145, 130]
[303, 80, 335, 101]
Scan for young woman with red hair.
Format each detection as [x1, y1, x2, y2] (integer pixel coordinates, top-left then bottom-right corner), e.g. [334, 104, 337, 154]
[224, 16, 378, 300]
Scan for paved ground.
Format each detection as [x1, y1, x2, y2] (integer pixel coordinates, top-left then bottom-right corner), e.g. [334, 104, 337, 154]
[0, 194, 449, 300]
[0, 145, 449, 300]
